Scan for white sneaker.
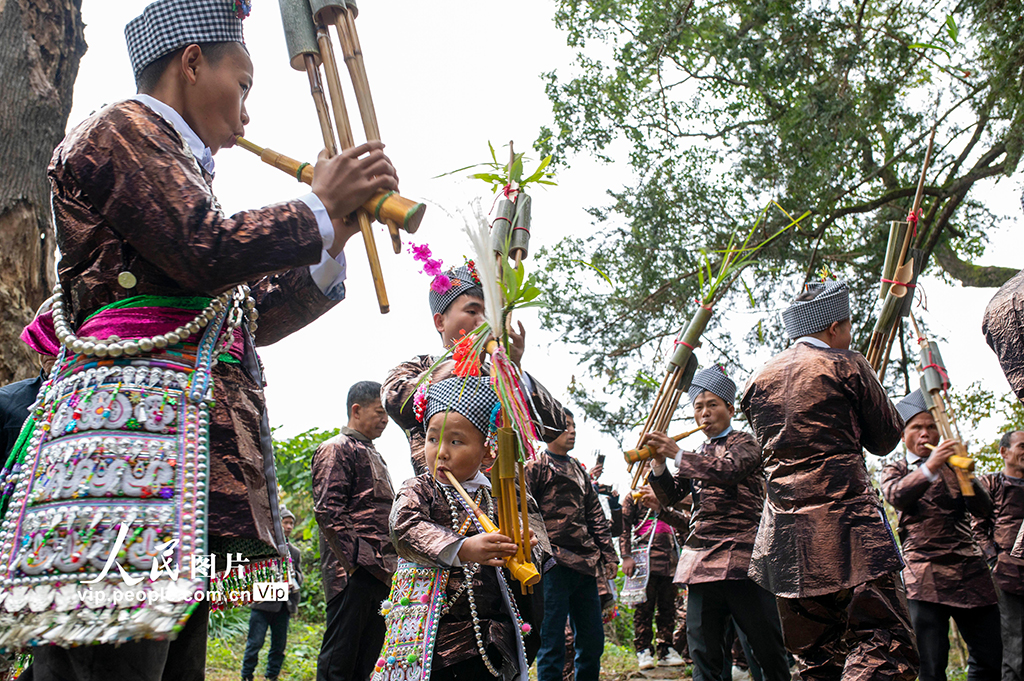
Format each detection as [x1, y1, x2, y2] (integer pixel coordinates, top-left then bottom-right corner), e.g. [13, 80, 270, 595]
[732, 665, 752, 681]
[637, 649, 656, 670]
[659, 647, 685, 666]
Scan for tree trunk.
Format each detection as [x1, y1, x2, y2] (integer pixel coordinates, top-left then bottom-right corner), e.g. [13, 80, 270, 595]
[0, 0, 85, 383]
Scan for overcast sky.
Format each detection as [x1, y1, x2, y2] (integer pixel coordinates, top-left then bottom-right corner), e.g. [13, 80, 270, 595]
[68, 2, 1023, 494]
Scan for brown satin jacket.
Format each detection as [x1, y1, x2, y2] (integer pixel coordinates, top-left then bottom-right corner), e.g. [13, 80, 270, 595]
[390, 474, 544, 672]
[311, 427, 397, 603]
[740, 342, 905, 598]
[881, 458, 997, 607]
[49, 100, 338, 556]
[619, 493, 682, 578]
[983, 269, 1024, 401]
[524, 451, 618, 578]
[974, 472, 1024, 596]
[383, 354, 566, 474]
[649, 429, 767, 585]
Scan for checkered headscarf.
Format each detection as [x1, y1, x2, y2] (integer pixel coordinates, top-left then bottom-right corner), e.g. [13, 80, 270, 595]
[688, 366, 736, 405]
[782, 280, 851, 340]
[125, 0, 247, 80]
[428, 264, 483, 316]
[423, 376, 498, 436]
[896, 389, 929, 424]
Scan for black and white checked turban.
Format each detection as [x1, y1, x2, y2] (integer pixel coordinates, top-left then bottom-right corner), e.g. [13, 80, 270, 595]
[428, 264, 484, 316]
[125, 0, 246, 80]
[688, 366, 736, 405]
[896, 389, 928, 424]
[424, 376, 497, 436]
[782, 280, 851, 340]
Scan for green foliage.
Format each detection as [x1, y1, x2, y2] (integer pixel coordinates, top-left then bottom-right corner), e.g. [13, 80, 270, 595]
[437, 141, 556, 195]
[272, 427, 340, 621]
[208, 606, 251, 639]
[536, 0, 1024, 436]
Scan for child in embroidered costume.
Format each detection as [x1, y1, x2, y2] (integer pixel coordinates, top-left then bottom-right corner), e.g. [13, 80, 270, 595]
[381, 376, 538, 681]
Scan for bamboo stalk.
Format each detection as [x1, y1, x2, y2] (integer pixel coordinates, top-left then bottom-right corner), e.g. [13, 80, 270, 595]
[624, 424, 706, 464]
[303, 54, 337, 156]
[335, 9, 380, 141]
[441, 472, 540, 586]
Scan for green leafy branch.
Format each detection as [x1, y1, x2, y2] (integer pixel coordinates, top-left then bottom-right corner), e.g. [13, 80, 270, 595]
[436, 141, 557, 194]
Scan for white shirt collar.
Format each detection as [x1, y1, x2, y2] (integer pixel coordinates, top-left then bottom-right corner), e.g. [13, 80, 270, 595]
[131, 94, 215, 175]
[796, 336, 831, 349]
[706, 424, 733, 440]
[907, 451, 926, 465]
[442, 470, 492, 493]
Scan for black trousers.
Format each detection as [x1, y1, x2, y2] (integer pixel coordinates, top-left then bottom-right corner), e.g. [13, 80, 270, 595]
[317, 568, 391, 681]
[908, 599, 1002, 681]
[996, 587, 1024, 681]
[687, 579, 790, 681]
[633, 573, 678, 656]
[32, 600, 209, 681]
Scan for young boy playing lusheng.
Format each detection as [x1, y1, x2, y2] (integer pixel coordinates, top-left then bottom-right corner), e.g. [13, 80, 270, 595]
[381, 376, 541, 681]
[6, 0, 399, 677]
[740, 280, 918, 681]
[645, 366, 790, 681]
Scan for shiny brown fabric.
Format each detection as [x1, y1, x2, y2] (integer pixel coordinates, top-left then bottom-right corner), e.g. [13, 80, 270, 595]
[776, 572, 919, 681]
[632, 574, 677, 656]
[49, 100, 337, 553]
[740, 343, 905, 598]
[620, 494, 680, 577]
[311, 428, 397, 604]
[524, 452, 617, 578]
[983, 269, 1024, 401]
[880, 458, 997, 607]
[390, 474, 542, 673]
[648, 430, 766, 584]
[383, 354, 566, 474]
[974, 472, 1024, 596]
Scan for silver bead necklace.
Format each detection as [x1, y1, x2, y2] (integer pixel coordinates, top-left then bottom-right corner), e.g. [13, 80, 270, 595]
[48, 283, 257, 358]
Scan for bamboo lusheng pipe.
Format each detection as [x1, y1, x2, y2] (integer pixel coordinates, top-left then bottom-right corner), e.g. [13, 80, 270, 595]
[866, 127, 937, 369]
[234, 137, 425, 233]
[624, 424, 707, 465]
[910, 313, 975, 497]
[442, 469, 540, 587]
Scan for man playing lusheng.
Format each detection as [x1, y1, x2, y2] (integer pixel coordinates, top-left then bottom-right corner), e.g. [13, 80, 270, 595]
[312, 381, 396, 681]
[526, 410, 618, 681]
[740, 280, 918, 681]
[13, 1, 399, 678]
[645, 366, 790, 681]
[881, 390, 1000, 681]
[382, 262, 565, 475]
[974, 430, 1024, 681]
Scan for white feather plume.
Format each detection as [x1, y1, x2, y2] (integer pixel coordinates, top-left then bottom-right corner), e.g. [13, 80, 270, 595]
[463, 209, 503, 334]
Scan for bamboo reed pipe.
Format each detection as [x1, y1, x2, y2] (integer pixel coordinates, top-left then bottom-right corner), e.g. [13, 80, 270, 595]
[442, 469, 541, 587]
[624, 424, 707, 465]
[304, 54, 337, 156]
[234, 137, 426, 233]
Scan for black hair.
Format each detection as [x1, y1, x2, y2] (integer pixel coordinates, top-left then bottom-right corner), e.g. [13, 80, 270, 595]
[440, 288, 485, 316]
[794, 289, 819, 302]
[1000, 430, 1024, 449]
[136, 42, 237, 93]
[563, 408, 574, 419]
[347, 381, 383, 417]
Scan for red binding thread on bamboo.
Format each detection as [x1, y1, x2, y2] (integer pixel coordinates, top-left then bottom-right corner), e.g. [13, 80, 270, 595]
[907, 209, 921, 237]
[674, 339, 696, 350]
[879, 278, 916, 287]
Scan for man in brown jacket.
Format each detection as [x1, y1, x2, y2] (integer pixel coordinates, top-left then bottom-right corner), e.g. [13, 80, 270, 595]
[526, 410, 618, 681]
[646, 366, 790, 681]
[974, 429, 1024, 681]
[312, 381, 396, 681]
[740, 280, 918, 681]
[881, 390, 1000, 681]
